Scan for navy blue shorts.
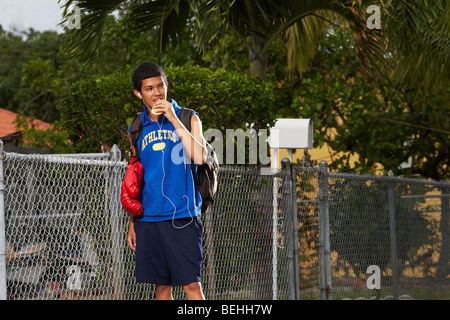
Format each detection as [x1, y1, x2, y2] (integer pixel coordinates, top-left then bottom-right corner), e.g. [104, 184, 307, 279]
[134, 217, 203, 287]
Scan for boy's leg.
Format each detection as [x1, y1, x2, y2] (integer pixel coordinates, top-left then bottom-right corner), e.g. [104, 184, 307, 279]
[164, 217, 203, 293]
[183, 281, 205, 300]
[155, 284, 173, 300]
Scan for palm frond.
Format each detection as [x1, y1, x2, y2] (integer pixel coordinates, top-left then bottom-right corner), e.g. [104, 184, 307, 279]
[191, 0, 228, 52]
[328, 0, 391, 81]
[284, 13, 331, 76]
[59, 0, 127, 63]
[263, 0, 391, 80]
[128, 0, 191, 53]
[60, 0, 393, 82]
[386, 0, 450, 95]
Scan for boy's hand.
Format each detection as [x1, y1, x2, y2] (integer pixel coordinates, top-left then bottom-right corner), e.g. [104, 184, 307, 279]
[127, 221, 136, 251]
[152, 99, 176, 121]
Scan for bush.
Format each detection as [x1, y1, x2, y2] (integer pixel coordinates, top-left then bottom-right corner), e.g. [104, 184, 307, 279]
[168, 65, 276, 132]
[58, 64, 276, 156]
[58, 70, 138, 153]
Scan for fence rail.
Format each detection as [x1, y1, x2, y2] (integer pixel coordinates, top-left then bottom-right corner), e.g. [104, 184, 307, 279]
[0, 141, 449, 300]
[325, 168, 450, 300]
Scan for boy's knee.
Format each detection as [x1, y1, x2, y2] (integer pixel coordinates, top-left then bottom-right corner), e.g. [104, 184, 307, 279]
[184, 282, 200, 291]
[183, 282, 205, 300]
[155, 284, 173, 300]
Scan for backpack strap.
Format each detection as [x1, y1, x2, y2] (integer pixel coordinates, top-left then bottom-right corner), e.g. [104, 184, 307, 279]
[129, 112, 142, 159]
[179, 108, 200, 188]
[179, 107, 194, 132]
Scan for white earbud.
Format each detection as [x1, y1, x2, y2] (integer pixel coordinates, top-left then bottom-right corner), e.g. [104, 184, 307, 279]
[138, 93, 142, 99]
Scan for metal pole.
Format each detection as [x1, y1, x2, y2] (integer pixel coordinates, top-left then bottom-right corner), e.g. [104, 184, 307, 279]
[387, 181, 399, 299]
[318, 161, 332, 300]
[0, 140, 7, 300]
[271, 162, 279, 300]
[204, 206, 217, 299]
[281, 158, 295, 300]
[436, 183, 449, 281]
[291, 165, 300, 300]
[108, 145, 123, 299]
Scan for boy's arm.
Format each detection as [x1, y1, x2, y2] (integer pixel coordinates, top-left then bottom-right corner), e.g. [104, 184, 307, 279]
[175, 113, 207, 165]
[154, 100, 207, 165]
[127, 216, 136, 251]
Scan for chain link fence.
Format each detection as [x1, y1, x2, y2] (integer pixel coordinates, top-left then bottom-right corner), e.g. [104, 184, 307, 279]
[0, 144, 293, 300]
[1, 147, 128, 300]
[0, 142, 448, 300]
[283, 160, 450, 300]
[326, 171, 450, 300]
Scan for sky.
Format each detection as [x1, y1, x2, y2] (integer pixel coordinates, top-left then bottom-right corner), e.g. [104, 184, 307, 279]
[0, 0, 65, 33]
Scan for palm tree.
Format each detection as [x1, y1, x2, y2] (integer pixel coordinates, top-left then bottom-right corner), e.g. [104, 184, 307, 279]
[383, 0, 450, 97]
[384, 0, 450, 282]
[59, 0, 389, 81]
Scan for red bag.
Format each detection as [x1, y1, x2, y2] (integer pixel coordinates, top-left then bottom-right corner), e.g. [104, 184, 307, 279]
[120, 157, 144, 216]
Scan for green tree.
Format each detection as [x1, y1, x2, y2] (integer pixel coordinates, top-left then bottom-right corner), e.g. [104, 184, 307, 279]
[60, 0, 388, 81]
[384, 0, 450, 98]
[0, 26, 26, 111]
[18, 15, 184, 123]
[13, 112, 75, 153]
[294, 27, 450, 181]
[0, 27, 64, 122]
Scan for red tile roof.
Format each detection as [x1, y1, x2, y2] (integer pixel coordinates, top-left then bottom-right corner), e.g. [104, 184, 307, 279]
[0, 108, 51, 138]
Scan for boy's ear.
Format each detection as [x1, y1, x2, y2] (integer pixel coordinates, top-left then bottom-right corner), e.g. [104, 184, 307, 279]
[134, 89, 142, 99]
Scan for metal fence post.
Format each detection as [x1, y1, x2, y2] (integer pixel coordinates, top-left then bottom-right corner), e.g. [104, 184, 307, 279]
[281, 158, 295, 300]
[108, 145, 123, 299]
[387, 181, 399, 299]
[291, 164, 300, 300]
[436, 183, 450, 281]
[0, 140, 6, 300]
[318, 161, 332, 300]
[204, 205, 217, 300]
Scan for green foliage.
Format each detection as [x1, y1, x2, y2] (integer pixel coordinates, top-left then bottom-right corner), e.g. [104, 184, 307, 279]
[291, 28, 450, 180]
[0, 14, 204, 123]
[13, 112, 75, 153]
[0, 27, 64, 122]
[167, 64, 276, 131]
[385, 0, 450, 96]
[61, 0, 389, 81]
[58, 69, 140, 153]
[58, 64, 277, 155]
[2, 2, 448, 180]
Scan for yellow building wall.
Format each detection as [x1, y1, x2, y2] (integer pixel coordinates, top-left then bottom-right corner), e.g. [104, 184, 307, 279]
[274, 144, 335, 167]
[274, 144, 384, 175]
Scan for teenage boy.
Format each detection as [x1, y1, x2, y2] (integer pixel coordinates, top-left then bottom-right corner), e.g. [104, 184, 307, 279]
[126, 62, 207, 300]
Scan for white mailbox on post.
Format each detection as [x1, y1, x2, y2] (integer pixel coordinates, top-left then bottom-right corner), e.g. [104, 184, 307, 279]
[268, 118, 313, 169]
[266, 118, 314, 298]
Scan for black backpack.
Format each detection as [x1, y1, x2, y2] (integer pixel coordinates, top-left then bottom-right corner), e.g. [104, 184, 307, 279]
[128, 108, 219, 213]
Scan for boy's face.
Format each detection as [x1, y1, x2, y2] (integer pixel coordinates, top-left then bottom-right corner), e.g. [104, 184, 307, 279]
[134, 76, 168, 108]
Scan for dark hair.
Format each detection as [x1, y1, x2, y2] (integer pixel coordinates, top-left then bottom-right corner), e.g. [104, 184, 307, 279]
[132, 62, 168, 92]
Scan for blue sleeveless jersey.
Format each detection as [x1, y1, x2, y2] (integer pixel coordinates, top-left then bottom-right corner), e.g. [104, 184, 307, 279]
[130, 99, 202, 222]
